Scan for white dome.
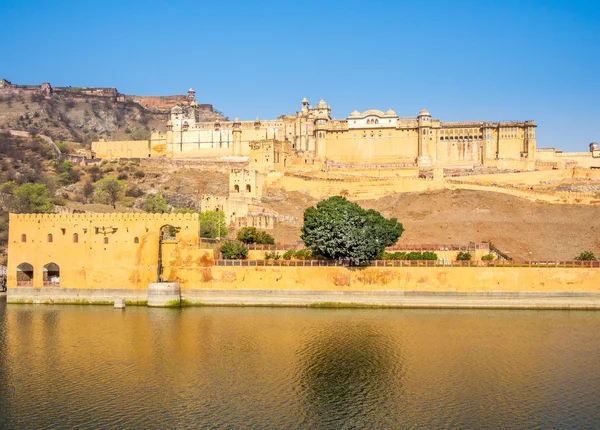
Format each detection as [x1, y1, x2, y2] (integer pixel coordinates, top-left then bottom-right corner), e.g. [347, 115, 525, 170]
[316, 99, 329, 109]
[349, 110, 361, 117]
[419, 109, 431, 116]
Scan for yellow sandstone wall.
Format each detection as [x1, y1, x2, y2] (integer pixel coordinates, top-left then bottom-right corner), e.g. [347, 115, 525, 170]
[278, 175, 443, 200]
[7, 213, 207, 290]
[91, 140, 150, 159]
[181, 265, 600, 294]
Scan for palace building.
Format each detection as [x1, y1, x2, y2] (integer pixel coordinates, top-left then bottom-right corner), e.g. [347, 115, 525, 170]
[144, 93, 537, 168]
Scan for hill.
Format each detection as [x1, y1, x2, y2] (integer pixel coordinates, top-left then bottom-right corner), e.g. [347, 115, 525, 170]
[0, 86, 225, 145]
[262, 187, 600, 261]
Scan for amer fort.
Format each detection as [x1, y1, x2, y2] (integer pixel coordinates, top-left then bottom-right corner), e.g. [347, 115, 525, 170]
[5, 87, 600, 309]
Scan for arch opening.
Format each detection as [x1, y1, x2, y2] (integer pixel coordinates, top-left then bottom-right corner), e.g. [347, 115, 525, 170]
[17, 263, 34, 286]
[43, 262, 60, 286]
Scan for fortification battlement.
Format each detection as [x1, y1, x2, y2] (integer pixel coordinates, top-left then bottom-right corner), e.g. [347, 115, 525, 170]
[10, 212, 200, 222]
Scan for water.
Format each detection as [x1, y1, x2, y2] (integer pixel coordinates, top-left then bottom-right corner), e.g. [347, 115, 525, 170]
[1, 297, 600, 429]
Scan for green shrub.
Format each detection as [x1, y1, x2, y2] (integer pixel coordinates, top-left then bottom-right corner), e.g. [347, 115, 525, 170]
[574, 251, 597, 261]
[237, 227, 275, 245]
[421, 251, 438, 261]
[294, 249, 312, 260]
[456, 251, 472, 261]
[481, 254, 495, 261]
[382, 252, 407, 260]
[220, 241, 248, 260]
[282, 250, 296, 260]
[265, 251, 281, 260]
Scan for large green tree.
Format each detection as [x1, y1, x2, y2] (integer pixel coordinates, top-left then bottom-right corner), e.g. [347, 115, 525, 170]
[301, 196, 404, 265]
[200, 210, 228, 239]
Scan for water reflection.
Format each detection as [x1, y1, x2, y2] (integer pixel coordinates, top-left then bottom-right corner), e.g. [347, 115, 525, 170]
[0, 306, 599, 428]
[297, 315, 405, 428]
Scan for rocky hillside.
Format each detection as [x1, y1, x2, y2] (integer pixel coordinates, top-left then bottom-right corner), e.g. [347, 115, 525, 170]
[261, 187, 600, 261]
[0, 92, 225, 145]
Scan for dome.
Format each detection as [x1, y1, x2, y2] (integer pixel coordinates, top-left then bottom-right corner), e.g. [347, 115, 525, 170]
[302, 97, 308, 103]
[171, 105, 183, 114]
[316, 99, 329, 109]
[349, 110, 361, 118]
[384, 109, 397, 117]
[419, 108, 430, 116]
[188, 88, 195, 93]
[234, 117, 240, 122]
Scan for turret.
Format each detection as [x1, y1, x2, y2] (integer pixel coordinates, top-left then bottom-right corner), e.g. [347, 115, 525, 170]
[417, 109, 432, 166]
[314, 110, 329, 158]
[232, 117, 242, 156]
[301, 97, 309, 113]
[187, 88, 196, 104]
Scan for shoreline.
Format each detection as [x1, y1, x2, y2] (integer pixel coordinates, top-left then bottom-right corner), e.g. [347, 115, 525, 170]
[7, 288, 600, 310]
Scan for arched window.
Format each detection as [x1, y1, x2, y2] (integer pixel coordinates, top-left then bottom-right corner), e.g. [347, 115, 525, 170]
[16, 262, 34, 286]
[246, 184, 251, 193]
[47, 234, 53, 243]
[134, 237, 139, 244]
[375, 119, 379, 124]
[73, 233, 78, 243]
[104, 237, 109, 244]
[234, 184, 240, 193]
[43, 262, 60, 286]
[21, 234, 26, 242]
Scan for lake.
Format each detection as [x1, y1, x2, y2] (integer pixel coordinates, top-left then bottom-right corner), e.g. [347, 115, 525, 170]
[1, 297, 600, 428]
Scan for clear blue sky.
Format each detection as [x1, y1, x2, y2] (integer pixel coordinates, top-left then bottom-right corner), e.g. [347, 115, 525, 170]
[1, 0, 599, 150]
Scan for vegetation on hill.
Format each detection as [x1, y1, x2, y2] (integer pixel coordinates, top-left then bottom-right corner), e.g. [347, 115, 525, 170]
[0, 93, 226, 145]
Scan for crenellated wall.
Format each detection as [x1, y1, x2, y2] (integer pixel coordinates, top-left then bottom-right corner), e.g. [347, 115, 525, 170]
[7, 213, 206, 291]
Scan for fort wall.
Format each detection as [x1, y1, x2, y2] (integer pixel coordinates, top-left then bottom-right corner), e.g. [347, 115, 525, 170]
[277, 174, 444, 200]
[8, 264, 600, 309]
[91, 139, 150, 159]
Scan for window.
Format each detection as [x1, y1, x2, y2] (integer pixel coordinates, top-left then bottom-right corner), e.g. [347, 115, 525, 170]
[21, 234, 26, 242]
[47, 234, 53, 243]
[134, 237, 139, 244]
[73, 233, 78, 243]
[246, 184, 252, 193]
[104, 237, 109, 245]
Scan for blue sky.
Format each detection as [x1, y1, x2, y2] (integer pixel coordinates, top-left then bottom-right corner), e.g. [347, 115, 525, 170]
[1, 0, 598, 150]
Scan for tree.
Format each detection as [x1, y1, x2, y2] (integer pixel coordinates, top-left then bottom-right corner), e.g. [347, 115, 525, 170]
[142, 193, 169, 213]
[93, 178, 124, 208]
[82, 180, 94, 202]
[200, 210, 228, 238]
[301, 196, 404, 265]
[574, 251, 597, 261]
[237, 227, 275, 245]
[220, 241, 248, 260]
[10, 183, 54, 213]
